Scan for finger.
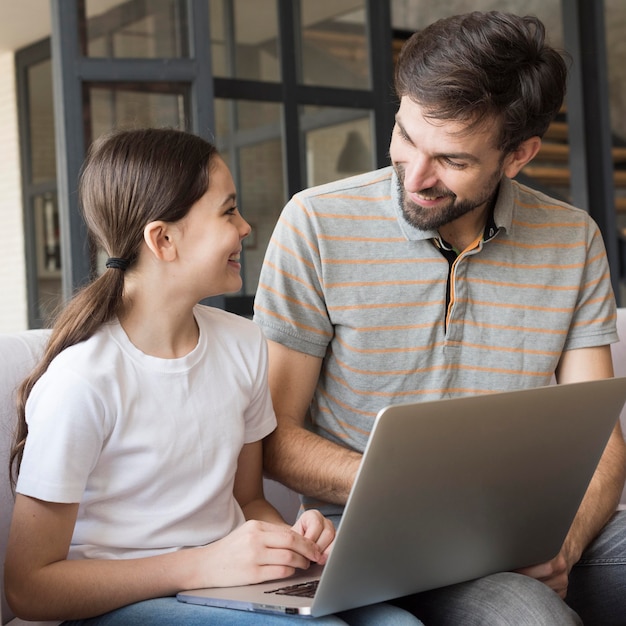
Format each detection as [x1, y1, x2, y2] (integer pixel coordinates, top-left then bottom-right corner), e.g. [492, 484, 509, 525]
[293, 511, 335, 542]
[314, 521, 336, 557]
[515, 559, 557, 582]
[292, 510, 324, 538]
[264, 527, 322, 563]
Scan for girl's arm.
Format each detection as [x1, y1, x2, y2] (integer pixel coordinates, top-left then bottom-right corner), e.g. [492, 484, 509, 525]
[5, 490, 324, 622]
[234, 440, 336, 561]
[233, 438, 287, 525]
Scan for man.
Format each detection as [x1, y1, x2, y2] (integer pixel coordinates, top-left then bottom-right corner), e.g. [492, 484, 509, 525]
[254, 11, 626, 625]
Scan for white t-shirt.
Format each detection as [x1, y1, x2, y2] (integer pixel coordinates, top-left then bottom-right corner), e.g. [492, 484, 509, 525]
[17, 305, 276, 560]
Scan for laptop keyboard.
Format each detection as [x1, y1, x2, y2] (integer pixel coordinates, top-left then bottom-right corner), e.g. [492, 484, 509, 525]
[264, 579, 320, 598]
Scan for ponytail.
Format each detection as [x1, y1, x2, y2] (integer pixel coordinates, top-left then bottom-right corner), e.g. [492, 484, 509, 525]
[9, 269, 124, 488]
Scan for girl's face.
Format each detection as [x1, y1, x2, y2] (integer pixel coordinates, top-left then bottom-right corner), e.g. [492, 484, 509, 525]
[175, 157, 251, 299]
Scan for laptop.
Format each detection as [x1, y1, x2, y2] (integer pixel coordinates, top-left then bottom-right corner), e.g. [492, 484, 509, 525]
[177, 377, 626, 617]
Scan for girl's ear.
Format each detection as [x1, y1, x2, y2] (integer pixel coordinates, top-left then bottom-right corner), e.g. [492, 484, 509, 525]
[144, 221, 177, 262]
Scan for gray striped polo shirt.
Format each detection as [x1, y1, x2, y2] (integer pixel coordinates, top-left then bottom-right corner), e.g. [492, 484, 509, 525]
[254, 165, 617, 470]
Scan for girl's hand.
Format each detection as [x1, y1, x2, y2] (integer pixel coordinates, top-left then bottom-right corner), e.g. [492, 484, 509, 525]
[199, 519, 323, 588]
[291, 509, 335, 564]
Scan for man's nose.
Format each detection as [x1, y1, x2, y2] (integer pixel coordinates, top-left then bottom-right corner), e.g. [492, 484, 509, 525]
[404, 157, 438, 191]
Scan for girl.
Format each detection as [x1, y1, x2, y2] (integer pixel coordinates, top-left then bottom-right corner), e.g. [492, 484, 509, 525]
[4, 129, 419, 625]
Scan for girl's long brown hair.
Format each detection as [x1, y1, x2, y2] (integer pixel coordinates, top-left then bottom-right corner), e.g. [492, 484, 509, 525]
[10, 128, 218, 487]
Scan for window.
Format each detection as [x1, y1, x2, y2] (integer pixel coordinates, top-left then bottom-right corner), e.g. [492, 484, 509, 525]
[17, 41, 61, 327]
[23, 0, 393, 324]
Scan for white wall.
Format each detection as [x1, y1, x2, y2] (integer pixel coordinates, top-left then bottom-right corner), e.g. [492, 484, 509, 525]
[0, 51, 28, 332]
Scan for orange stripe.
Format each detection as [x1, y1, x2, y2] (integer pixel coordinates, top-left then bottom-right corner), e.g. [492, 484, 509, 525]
[587, 250, 608, 265]
[304, 172, 391, 197]
[314, 212, 397, 221]
[466, 277, 579, 292]
[334, 335, 445, 355]
[444, 340, 560, 358]
[471, 258, 585, 270]
[494, 239, 585, 250]
[352, 321, 446, 332]
[261, 261, 321, 295]
[267, 236, 317, 271]
[324, 257, 445, 265]
[329, 300, 444, 313]
[315, 193, 392, 202]
[317, 386, 378, 418]
[511, 219, 587, 229]
[325, 278, 446, 289]
[257, 282, 321, 314]
[253, 303, 332, 338]
[319, 234, 405, 243]
[454, 319, 567, 336]
[279, 219, 320, 257]
[581, 273, 612, 290]
[514, 197, 573, 211]
[455, 298, 572, 314]
[332, 353, 551, 377]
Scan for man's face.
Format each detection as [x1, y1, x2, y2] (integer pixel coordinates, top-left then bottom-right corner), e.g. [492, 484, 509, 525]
[389, 97, 510, 232]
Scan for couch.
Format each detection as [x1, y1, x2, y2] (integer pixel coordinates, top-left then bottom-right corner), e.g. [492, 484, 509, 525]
[2, 320, 626, 624]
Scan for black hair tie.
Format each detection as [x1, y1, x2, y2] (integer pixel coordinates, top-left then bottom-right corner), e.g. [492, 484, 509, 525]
[105, 257, 130, 271]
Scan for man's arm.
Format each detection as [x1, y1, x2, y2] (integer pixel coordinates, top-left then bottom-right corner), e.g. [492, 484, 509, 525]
[263, 340, 362, 505]
[555, 345, 626, 560]
[518, 344, 626, 596]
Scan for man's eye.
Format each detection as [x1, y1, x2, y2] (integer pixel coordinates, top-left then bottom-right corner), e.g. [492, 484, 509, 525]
[443, 157, 465, 169]
[399, 129, 412, 143]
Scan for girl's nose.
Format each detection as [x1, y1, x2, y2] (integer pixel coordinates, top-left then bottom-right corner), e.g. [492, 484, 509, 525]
[239, 215, 252, 240]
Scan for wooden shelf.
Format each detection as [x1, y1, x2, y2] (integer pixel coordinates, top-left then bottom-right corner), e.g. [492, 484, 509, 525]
[542, 121, 569, 141]
[522, 165, 626, 187]
[535, 142, 626, 163]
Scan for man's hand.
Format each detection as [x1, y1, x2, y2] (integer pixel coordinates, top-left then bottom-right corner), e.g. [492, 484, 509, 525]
[515, 549, 572, 598]
[291, 509, 336, 564]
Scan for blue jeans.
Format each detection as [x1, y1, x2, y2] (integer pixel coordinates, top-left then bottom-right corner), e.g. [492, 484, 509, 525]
[62, 597, 423, 625]
[566, 509, 626, 625]
[393, 511, 626, 625]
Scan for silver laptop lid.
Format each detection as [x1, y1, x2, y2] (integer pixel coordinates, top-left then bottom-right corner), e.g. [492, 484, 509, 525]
[310, 377, 626, 615]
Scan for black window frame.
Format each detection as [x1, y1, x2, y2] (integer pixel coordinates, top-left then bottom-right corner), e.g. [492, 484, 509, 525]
[16, 0, 617, 327]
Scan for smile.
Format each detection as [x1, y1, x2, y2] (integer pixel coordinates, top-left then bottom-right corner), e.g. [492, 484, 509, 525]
[415, 193, 445, 201]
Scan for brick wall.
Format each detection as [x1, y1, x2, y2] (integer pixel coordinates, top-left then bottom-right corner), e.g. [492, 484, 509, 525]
[0, 51, 28, 332]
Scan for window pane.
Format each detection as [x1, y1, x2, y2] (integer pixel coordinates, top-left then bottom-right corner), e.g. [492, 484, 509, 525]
[214, 99, 284, 300]
[299, 0, 370, 89]
[33, 192, 63, 325]
[210, 0, 280, 81]
[85, 0, 189, 58]
[86, 84, 188, 141]
[605, 1, 626, 230]
[392, 1, 563, 46]
[28, 59, 56, 185]
[302, 105, 373, 187]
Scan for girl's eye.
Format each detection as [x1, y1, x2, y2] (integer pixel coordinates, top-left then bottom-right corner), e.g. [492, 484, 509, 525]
[226, 205, 238, 215]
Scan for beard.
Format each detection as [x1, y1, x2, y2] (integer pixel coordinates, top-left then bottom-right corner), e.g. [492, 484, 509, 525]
[394, 164, 503, 232]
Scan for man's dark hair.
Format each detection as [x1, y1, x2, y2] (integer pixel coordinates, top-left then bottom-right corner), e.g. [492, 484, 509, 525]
[394, 11, 568, 153]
